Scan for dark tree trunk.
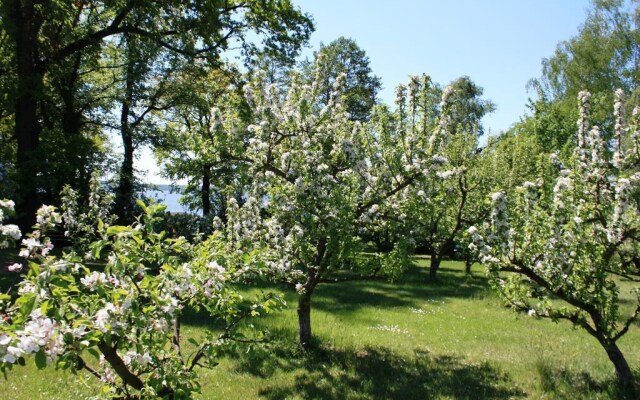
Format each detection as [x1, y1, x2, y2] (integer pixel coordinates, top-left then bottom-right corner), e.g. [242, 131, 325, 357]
[201, 164, 211, 216]
[115, 118, 135, 223]
[297, 239, 328, 349]
[218, 196, 228, 224]
[98, 341, 144, 390]
[58, 53, 89, 193]
[465, 258, 473, 274]
[114, 38, 136, 223]
[11, 0, 44, 229]
[604, 341, 635, 388]
[115, 103, 135, 222]
[298, 246, 326, 350]
[429, 249, 441, 280]
[297, 290, 313, 349]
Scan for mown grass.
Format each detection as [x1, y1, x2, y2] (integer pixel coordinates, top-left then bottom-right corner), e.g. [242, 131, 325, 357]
[0, 256, 638, 399]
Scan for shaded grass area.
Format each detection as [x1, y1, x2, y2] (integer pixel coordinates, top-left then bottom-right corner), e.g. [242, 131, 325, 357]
[0, 256, 638, 399]
[229, 335, 524, 400]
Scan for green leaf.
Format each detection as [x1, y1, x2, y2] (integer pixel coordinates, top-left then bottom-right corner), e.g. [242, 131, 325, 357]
[136, 199, 148, 212]
[17, 293, 37, 321]
[27, 262, 40, 277]
[35, 350, 47, 369]
[87, 348, 100, 359]
[39, 300, 50, 315]
[106, 226, 129, 236]
[63, 332, 74, 344]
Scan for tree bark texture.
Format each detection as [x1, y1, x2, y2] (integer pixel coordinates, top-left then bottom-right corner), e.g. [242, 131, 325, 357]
[11, 0, 44, 229]
[115, 38, 136, 223]
[604, 341, 635, 387]
[201, 164, 211, 216]
[297, 291, 313, 349]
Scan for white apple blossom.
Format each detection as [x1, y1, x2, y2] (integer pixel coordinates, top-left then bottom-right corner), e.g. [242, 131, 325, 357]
[218, 61, 440, 347]
[0, 199, 21, 248]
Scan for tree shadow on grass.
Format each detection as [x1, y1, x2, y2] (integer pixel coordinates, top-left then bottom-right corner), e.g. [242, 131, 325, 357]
[230, 334, 525, 400]
[312, 264, 493, 315]
[535, 358, 639, 400]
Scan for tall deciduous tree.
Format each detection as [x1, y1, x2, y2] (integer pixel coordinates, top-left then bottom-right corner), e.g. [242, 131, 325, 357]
[302, 37, 382, 122]
[0, 0, 313, 228]
[445, 76, 496, 136]
[157, 66, 249, 218]
[111, 31, 173, 223]
[524, 0, 639, 153]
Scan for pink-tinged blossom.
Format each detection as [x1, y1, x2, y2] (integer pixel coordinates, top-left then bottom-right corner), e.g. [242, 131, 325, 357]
[8, 263, 22, 272]
[94, 303, 117, 333]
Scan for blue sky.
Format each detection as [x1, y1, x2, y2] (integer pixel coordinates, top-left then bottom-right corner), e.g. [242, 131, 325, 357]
[292, 0, 592, 135]
[140, 0, 593, 183]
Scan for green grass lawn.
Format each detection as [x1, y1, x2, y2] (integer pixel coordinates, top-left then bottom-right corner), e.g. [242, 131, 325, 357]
[0, 257, 638, 399]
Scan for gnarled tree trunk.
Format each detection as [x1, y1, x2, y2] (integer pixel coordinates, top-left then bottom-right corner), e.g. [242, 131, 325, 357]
[603, 341, 635, 388]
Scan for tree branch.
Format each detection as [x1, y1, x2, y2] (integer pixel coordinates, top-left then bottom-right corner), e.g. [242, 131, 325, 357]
[98, 341, 144, 391]
[356, 171, 420, 216]
[613, 303, 640, 342]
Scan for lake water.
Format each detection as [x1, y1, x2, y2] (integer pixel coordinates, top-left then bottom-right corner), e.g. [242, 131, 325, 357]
[144, 189, 189, 213]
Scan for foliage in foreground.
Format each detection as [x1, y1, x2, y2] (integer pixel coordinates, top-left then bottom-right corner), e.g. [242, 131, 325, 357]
[0, 201, 282, 398]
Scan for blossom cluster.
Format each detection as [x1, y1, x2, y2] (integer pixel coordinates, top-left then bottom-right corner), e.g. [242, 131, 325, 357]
[60, 173, 115, 249]
[15, 206, 61, 260]
[0, 199, 21, 249]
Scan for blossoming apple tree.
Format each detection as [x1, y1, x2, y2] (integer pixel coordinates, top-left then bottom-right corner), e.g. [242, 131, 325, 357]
[224, 60, 444, 348]
[470, 90, 640, 386]
[392, 75, 496, 279]
[0, 201, 283, 398]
